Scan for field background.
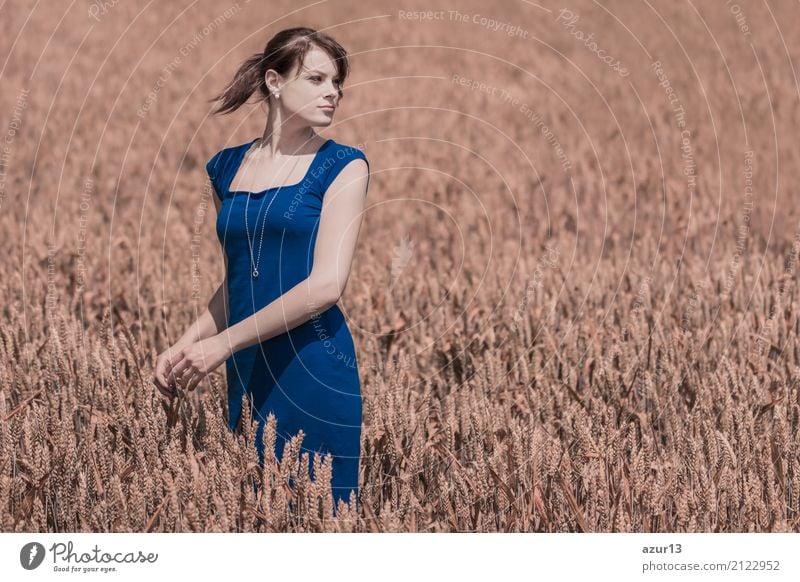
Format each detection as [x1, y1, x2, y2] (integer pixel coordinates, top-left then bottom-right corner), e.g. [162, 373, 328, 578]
[1, 0, 800, 532]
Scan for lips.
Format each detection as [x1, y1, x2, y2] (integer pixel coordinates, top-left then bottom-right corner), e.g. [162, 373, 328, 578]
[319, 105, 335, 112]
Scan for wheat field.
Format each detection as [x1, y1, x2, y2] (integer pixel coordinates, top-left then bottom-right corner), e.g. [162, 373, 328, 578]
[1, 0, 799, 532]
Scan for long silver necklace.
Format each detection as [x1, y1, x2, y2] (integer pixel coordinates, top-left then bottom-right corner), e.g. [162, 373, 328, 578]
[242, 147, 302, 278]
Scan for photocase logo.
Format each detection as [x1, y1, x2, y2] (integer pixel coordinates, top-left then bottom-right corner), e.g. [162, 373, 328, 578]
[20, 542, 46, 570]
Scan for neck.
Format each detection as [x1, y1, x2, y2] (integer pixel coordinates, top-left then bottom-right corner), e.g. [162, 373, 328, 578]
[257, 110, 319, 156]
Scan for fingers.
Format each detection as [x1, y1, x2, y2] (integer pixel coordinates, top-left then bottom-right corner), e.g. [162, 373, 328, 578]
[174, 365, 209, 393]
[153, 351, 195, 402]
[153, 358, 172, 393]
[156, 366, 171, 391]
[185, 370, 206, 393]
[153, 358, 172, 394]
[154, 348, 210, 398]
[167, 355, 189, 385]
[175, 365, 195, 388]
[152, 377, 176, 399]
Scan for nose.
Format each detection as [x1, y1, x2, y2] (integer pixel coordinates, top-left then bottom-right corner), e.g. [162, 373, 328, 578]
[324, 79, 338, 100]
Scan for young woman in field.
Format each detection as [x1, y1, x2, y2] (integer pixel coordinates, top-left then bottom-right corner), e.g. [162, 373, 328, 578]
[151, 27, 370, 514]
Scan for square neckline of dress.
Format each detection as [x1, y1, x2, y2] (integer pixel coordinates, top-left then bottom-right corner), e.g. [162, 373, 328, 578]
[226, 137, 334, 196]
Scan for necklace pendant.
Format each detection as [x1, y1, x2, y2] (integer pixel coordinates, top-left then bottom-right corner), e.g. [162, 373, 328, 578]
[252, 269, 259, 278]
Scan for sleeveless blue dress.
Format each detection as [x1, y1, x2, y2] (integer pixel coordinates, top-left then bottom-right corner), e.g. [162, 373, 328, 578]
[205, 138, 369, 512]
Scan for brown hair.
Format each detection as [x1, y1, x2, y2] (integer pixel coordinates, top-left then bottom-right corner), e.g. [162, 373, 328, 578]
[209, 27, 350, 116]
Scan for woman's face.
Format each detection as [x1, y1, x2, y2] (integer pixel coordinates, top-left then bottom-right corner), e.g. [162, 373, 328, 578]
[268, 46, 341, 127]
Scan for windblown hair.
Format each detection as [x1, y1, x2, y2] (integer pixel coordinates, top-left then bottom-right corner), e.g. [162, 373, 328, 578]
[209, 27, 350, 115]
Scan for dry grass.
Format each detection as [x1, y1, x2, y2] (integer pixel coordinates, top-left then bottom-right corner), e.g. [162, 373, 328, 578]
[1, 0, 799, 531]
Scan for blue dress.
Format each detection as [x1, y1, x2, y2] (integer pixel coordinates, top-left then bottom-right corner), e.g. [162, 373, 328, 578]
[205, 137, 369, 511]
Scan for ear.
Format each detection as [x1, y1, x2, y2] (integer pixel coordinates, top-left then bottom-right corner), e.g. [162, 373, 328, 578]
[264, 69, 282, 94]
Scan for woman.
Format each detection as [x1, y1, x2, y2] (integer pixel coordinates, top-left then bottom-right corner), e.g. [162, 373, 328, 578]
[152, 27, 370, 514]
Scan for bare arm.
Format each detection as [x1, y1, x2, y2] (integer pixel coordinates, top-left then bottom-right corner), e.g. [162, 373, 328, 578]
[172, 279, 228, 348]
[155, 190, 229, 395]
[173, 192, 229, 349]
[219, 157, 370, 355]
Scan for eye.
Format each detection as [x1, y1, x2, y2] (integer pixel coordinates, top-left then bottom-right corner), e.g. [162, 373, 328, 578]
[310, 76, 322, 82]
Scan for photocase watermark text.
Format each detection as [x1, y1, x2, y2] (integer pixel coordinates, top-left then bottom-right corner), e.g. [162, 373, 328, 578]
[556, 8, 629, 77]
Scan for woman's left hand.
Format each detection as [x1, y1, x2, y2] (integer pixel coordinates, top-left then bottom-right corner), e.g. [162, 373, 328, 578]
[166, 336, 231, 393]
